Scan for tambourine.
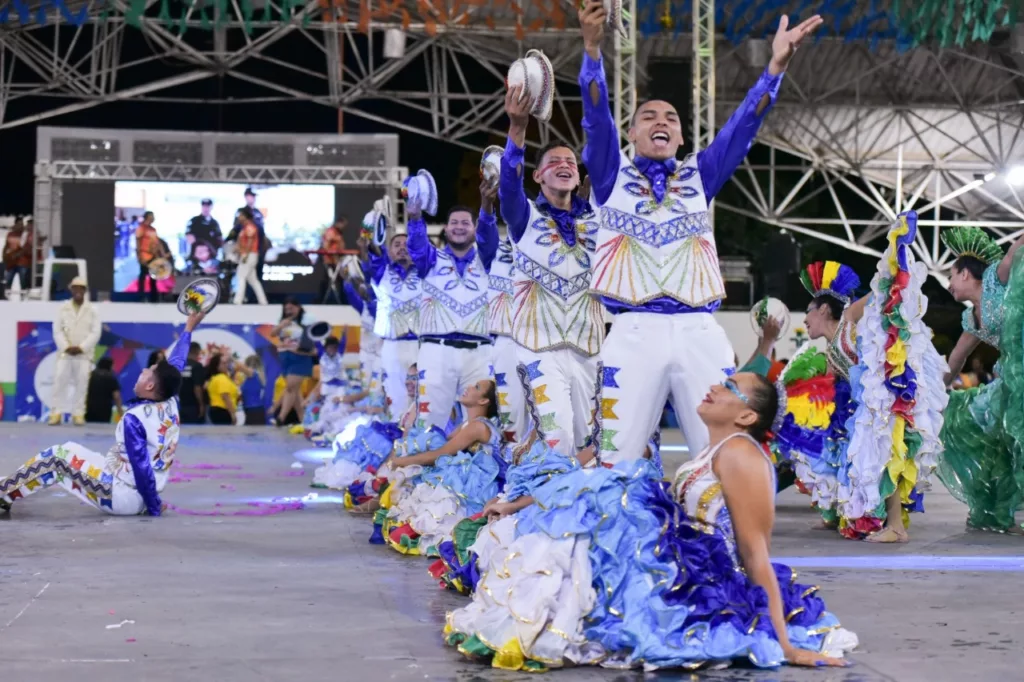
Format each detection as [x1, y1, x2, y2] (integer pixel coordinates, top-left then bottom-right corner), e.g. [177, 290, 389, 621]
[148, 257, 173, 281]
[177, 277, 221, 316]
[749, 297, 791, 337]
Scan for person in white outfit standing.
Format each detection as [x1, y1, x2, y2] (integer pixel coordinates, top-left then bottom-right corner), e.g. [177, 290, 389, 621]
[407, 182, 499, 430]
[499, 89, 605, 458]
[577, 2, 821, 459]
[232, 208, 268, 305]
[487, 236, 529, 444]
[366, 232, 421, 421]
[50, 276, 102, 426]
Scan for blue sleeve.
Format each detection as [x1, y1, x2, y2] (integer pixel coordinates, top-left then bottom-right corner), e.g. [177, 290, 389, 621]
[344, 281, 364, 314]
[697, 68, 783, 201]
[406, 216, 435, 278]
[123, 413, 162, 516]
[499, 136, 532, 244]
[476, 209, 499, 270]
[579, 52, 621, 207]
[368, 251, 389, 284]
[167, 331, 192, 371]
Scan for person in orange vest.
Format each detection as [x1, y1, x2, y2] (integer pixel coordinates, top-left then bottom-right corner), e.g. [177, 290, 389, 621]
[135, 212, 163, 303]
[232, 208, 268, 305]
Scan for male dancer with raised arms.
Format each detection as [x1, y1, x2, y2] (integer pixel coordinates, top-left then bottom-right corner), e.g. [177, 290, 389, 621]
[578, 1, 822, 458]
[407, 183, 499, 430]
[500, 90, 604, 458]
[366, 231, 421, 420]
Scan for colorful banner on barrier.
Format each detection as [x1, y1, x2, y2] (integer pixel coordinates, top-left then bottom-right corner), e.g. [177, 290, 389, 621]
[15, 321, 359, 423]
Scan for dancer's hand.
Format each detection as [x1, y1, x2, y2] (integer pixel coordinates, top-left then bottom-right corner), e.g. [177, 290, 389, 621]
[579, 0, 607, 58]
[761, 315, 782, 342]
[479, 179, 498, 214]
[578, 176, 592, 203]
[185, 310, 207, 332]
[504, 84, 531, 136]
[769, 15, 823, 75]
[785, 647, 850, 668]
[65, 346, 82, 356]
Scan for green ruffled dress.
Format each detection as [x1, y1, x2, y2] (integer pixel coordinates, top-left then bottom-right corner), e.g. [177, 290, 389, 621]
[937, 257, 1024, 531]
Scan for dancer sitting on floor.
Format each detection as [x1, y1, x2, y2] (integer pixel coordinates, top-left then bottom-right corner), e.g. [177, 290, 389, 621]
[311, 362, 420, 493]
[1, 311, 207, 516]
[382, 379, 505, 556]
[445, 372, 857, 672]
[937, 226, 1024, 534]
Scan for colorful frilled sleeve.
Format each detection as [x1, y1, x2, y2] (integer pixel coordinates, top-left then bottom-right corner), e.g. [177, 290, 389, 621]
[838, 211, 949, 538]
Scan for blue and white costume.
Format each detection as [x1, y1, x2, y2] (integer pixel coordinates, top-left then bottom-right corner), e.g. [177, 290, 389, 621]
[369, 248, 422, 421]
[580, 52, 782, 458]
[345, 279, 383, 398]
[408, 209, 499, 430]
[0, 332, 191, 516]
[499, 138, 604, 458]
[488, 238, 529, 444]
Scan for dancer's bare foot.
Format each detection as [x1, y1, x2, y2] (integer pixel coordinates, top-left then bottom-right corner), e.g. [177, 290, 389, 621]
[865, 527, 909, 544]
[348, 499, 380, 515]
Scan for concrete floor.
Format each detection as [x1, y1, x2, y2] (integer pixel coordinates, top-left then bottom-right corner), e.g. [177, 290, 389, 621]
[1, 423, 1021, 682]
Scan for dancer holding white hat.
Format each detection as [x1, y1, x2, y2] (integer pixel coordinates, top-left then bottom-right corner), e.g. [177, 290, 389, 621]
[499, 83, 604, 459]
[577, 1, 822, 459]
[49, 276, 101, 426]
[406, 172, 500, 430]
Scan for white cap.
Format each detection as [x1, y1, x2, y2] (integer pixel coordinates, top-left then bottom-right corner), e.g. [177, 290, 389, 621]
[70, 276, 88, 288]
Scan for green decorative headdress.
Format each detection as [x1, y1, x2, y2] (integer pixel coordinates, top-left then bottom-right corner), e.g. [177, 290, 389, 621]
[940, 226, 1003, 264]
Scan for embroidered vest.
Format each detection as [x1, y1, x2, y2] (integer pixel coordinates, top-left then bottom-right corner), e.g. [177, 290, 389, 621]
[826, 318, 859, 381]
[372, 265, 421, 340]
[512, 200, 604, 355]
[591, 151, 725, 307]
[488, 239, 515, 337]
[110, 399, 180, 490]
[419, 248, 489, 338]
[961, 264, 1005, 349]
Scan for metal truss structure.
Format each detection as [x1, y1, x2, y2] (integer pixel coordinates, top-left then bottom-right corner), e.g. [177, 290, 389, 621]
[36, 160, 404, 185]
[3, 1, 1024, 280]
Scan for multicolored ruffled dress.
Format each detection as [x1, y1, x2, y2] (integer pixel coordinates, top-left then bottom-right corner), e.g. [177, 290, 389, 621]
[938, 234, 1024, 531]
[383, 417, 506, 556]
[429, 436, 581, 595]
[777, 213, 947, 538]
[311, 402, 418, 493]
[444, 434, 856, 672]
[369, 426, 449, 543]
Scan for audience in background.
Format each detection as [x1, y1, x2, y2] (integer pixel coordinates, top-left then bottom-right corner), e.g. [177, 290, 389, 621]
[237, 355, 267, 426]
[84, 357, 124, 424]
[179, 342, 207, 424]
[206, 354, 239, 425]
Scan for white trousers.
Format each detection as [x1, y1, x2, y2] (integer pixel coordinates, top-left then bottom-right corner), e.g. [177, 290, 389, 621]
[359, 339, 382, 395]
[380, 338, 420, 421]
[52, 354, 92, 417]
[0, 441, 145, 515]
[517, 345, 599, 458]
[592, 312, 734, 463]
[416, 340, 493, 430]
[492, 335, 529, 444]
[233, 252, 267, 305]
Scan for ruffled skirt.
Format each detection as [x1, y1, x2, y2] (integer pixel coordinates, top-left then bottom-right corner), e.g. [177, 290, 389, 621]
[938, 253, 1024, 531]
[311, 420, 402, 491]
[445, 461, 856, 671]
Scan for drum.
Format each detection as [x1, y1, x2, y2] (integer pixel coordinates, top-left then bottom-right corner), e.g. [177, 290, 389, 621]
[148, 258, 173, 281]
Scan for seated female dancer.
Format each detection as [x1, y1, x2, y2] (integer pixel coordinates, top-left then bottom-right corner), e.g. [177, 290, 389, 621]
[382, 379, 505, 556]
[311, 363, 419, 493]
[445, 371, 856, 672]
